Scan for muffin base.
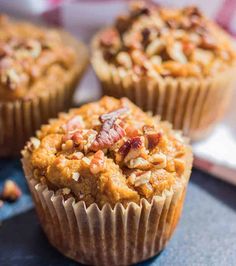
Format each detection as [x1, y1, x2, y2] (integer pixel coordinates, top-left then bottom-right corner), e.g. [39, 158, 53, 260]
[22, 147, 192, 266]
[91, 34, 236, 141]
[0, 32, 88, 157]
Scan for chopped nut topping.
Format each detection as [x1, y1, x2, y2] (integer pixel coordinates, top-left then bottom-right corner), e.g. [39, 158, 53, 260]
[127, 157, 151, 170]
[146, 132, 162, 150]
[62, 115, 84, 132]
[72, 172, 80, 181]
[134, 171, 151, 187]
[119, 136, 142, 157]
[97, 2, 236, 78]
[82, 157, 91, 166]
[0, 16, 79, 101]
[30, 137, 41, 149]
[90, 150, 105, 174]
[26, 96, 190, 206]
[62, 188, 71, 195]
[90, 107, 128, 151]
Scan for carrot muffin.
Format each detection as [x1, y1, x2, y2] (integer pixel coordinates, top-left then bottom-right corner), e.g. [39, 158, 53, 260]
[22, 96, 192, 265]
[0, 15, 88, 156]
[91, 2, 236, 140]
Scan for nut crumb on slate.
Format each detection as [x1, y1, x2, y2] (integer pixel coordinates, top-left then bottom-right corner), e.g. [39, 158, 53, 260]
[1, 180, 22, 202]
[23, 96, 192, 208]
[95, 2, 236, 78]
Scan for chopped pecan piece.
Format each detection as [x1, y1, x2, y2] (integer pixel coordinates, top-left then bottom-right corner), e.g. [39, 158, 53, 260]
[146, 132, 162, 150]
[199, 34, 216, 50]
[1, 180, 22, 202]
[90, 150, 105, 174]
[116, 15, 131, 35]
[62, 115, 83, 132]
[100, 107, 128, 122]
[183, 6, 202, 17]
[90, 108, 128, 151]
[100, 29, 119, 47]
[119, 136, 143, 158]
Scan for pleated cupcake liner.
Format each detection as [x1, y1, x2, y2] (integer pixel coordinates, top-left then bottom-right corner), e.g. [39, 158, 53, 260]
[22, 145, 192, 266]
[91, 35, 236, 141]
[0, 32, 88, 157]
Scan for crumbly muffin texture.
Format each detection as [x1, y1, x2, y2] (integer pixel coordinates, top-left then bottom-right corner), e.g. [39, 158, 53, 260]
[0, 15, 78, 101]
[96, 2, 236, 78]
[23, 97, 191, 208]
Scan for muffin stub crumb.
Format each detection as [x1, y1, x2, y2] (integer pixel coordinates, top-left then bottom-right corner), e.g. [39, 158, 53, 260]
[23, 96, 192, 208]
[1, 179, 22, 202]
[95, 2, 236, 78]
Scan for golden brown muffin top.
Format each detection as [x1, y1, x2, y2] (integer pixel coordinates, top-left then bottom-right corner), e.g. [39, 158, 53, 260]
[23, 96, 192, 208]
[96, 2, 236, 78]
[0, 15, 78, 101]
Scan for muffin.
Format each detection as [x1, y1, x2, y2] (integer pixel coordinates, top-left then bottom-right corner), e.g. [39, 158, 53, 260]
[22, 96, 192, 265]
[0, 15, 88, 156]
[91, 2, 236, 140]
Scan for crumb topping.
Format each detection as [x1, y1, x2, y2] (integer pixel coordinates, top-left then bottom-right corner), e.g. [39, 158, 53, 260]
[96, 2, 236, 78]
[0, 15, 78, 101]
[23, 97, 191, 207]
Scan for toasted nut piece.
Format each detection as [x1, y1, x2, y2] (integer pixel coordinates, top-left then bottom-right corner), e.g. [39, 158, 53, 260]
[71, 152, 84, 160]
[150, 55, 162, 66]
[30, 137, 41, 149]
[131, 50, 147, 65]
[150, 153, 167, 169]
[117, 52, 132, 68]
[134, 171, 151, 187]
[127, 157, 151, 170]
[1, 180, 22, 202]
[82, 157, 91, 167]
[62, 115, 84, 132]
[165, 158, 176, 172]
[191, 48, 213, 66]
[72, 172, 80, 181]
[174, 158, 185, 175]
[62, 188, 71, 195]
[90, 150, 105, 174]
[146, 39, 165, 57]
[167, 42, 187, 64]
[61, 140, 74, 151]
[127, 173, 136, 185]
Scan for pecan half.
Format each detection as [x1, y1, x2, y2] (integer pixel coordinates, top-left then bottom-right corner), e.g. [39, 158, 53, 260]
[90, 107, 128, 151]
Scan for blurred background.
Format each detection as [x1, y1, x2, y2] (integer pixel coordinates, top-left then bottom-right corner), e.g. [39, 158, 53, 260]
[0, 1, 236, 265]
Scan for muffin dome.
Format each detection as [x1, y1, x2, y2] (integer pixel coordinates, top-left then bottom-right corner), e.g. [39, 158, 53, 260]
[0, 15, 79, 101]
[23, 96, 191, 208]
[95, 2, 236, 78]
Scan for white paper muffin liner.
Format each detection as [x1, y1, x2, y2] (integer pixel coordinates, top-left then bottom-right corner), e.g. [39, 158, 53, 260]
[22, 146, 192, 266]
